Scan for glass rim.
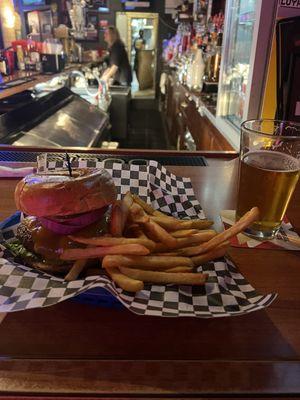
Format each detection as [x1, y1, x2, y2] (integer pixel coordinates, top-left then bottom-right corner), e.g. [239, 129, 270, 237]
[241, 119, 300, 140]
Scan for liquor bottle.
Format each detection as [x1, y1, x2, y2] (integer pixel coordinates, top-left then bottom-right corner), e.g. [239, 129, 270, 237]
[209, 32, 222, 82]
[24, 46, 31, 71]
[191, 46, 205, 90]
[211, 25, 218, 44]
[0, 52, 6, 75]
[186, 50, 195, 88]
[0, 51, 9, 76]
[16, 46, 25, 71]
[203, 35, 213, 80]
[30, 44, 41, 71]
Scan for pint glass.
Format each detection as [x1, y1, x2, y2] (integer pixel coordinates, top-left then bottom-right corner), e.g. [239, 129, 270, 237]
[236, 120, 300, 240]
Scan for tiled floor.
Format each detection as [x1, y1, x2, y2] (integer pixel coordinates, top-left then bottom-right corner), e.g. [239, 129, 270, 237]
[123, 99, 168, 149]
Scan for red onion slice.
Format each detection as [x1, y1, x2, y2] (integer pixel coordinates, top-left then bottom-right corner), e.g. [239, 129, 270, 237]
[39, 207, 108, 235]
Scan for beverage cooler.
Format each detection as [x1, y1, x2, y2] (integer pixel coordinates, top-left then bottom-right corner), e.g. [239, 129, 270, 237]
[26, 9, 53, 42]
[207, 0, 277, 150]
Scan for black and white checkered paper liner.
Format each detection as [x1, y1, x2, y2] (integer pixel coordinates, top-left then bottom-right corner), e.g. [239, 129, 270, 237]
[0, 161, 277, 316]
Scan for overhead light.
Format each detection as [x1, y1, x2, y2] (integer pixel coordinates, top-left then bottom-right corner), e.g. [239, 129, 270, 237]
[3, 6, 15, 28]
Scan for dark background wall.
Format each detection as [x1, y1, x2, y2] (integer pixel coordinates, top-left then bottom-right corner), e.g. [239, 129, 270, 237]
[150, 0, 177, 83]
[97, 1, 123, 47]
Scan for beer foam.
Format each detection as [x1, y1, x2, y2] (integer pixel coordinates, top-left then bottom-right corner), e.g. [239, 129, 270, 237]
[243, 150, 300, 172]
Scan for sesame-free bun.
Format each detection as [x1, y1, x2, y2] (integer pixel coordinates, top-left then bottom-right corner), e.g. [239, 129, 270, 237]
[15, 168, 117, 217]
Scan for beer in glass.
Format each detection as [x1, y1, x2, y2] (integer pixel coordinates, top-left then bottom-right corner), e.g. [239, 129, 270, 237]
[236, 120, 300, 239]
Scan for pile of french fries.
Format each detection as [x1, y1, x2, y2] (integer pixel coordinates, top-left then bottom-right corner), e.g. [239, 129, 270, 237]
[62, 192, 259, 292]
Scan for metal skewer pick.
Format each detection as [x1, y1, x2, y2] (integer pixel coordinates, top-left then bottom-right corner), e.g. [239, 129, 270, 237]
[65, 152, 73, 178]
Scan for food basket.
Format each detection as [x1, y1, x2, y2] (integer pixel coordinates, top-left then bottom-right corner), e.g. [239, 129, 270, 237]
[0, 160, 276, 317]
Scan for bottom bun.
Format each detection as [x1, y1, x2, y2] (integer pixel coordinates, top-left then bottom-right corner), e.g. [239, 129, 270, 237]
[31, 261, 73, 275]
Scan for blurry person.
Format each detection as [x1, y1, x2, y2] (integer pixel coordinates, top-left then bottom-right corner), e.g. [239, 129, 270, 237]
[101, 26, 132, 86]
[133, 29, 146, 81]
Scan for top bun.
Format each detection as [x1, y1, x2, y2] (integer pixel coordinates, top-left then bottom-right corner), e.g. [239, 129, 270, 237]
[15, 168, 117, 217]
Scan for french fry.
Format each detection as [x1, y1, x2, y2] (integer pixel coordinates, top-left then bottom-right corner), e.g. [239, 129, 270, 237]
[150, 215, 182, 230]
[69, 235, 156, 251]
[123, 191, 134, 209]
[132, 195, 213, 230]
[109, 201, 123, 237]
[154, 252, 180, 256]
[171, 229, 201, 238]
[106, 267, 144, 292]
[165, 266, 193, 273]
[151, 216, 214, 231]
[132, 195, 181, 224]
[130, 203, 180, 248]
[143, 219, 177, 248]
[102, 254, 194, 270]
[153, 209, 175, 219]
[65, 259, 88, 281]
[177, 219, 214, 230]
[61, 244, 150, 260]
[186, 207, 260, 256]
[178, 238, 229, 257]
[153, 242, 179, 253]
[119, 267, 208, 285]
[177, 230, 217, 244]
[154, 230, 217, 252]
[132, 194, 156, 215]
[130, 203, 150, 224]
[191, 242, 229, 266]
[119, 192, 134, 233]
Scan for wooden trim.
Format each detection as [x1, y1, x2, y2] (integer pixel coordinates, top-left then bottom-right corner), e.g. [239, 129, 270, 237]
[0, 145, 239, 159]
[0, 360, 299, 395]
[126, 12, 159, 60]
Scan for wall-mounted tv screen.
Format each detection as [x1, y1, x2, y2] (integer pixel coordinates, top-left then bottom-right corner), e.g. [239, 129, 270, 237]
[22, 0, 45, 6]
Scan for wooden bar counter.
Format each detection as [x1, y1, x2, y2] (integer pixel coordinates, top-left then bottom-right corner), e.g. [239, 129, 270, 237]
[0, 149, 299, 397]
[0, 66, 80, 100]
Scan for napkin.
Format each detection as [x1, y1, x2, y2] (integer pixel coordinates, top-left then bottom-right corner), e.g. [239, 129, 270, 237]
[221, 210, 300, 251]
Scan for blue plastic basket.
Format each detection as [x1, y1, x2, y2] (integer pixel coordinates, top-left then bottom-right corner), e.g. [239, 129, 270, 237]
[71, 287, 124, 309]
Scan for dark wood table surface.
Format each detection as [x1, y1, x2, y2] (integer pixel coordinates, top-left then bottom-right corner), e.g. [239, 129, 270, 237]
[0, 158, 300, 398]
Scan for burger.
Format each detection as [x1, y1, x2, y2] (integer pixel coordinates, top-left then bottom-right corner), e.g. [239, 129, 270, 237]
[11, 168, 117, 274]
